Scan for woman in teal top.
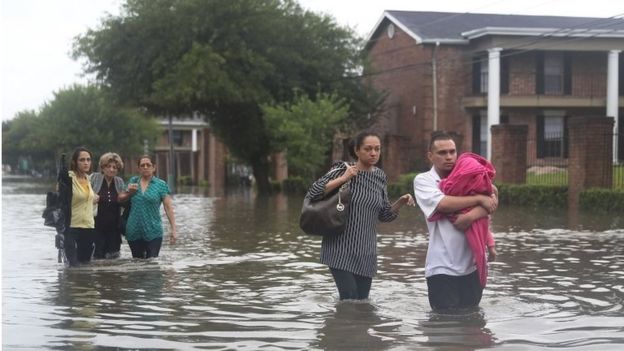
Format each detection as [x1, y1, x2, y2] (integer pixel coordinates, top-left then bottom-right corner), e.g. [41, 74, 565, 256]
[125, 155, 177, 258]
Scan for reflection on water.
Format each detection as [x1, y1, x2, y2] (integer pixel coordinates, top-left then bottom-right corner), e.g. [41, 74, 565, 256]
[2, 181, 624, 350]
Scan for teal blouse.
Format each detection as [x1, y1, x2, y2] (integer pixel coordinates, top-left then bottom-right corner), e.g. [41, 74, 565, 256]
[125, 176, 171, 241]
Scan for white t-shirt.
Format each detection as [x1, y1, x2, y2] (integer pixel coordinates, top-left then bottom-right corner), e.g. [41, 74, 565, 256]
[414, 167, 476, 277]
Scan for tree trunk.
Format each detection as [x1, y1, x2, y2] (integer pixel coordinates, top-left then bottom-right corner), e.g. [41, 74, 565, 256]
[251, 157, 272, 195]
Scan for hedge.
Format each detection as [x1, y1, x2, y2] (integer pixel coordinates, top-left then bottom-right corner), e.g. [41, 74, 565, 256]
[579, 188, 624, 212]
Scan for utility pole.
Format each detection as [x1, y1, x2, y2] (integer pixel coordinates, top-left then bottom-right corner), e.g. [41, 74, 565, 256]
[167, 114, 176, 194]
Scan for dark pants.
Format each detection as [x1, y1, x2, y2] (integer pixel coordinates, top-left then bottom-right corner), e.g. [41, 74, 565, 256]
[94, 227, 122, 259]
[330, 268, 373, 300]
[128, 238, 163, 259]
[64, 228, 96, 267]
[426, 271, 483, 311]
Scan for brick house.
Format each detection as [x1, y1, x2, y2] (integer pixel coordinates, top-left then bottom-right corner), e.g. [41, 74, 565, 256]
[124, 115, 228, 195]
[364, 11, 624, 180]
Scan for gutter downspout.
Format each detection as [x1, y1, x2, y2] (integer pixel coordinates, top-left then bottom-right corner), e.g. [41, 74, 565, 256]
[432, 41, 440, 131]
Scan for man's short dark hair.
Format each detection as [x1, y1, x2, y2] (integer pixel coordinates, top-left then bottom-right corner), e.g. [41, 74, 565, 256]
[428, 131, 454, 151]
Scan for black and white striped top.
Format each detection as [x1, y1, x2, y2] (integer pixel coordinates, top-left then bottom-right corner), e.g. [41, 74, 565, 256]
[306, 161, 398, 277]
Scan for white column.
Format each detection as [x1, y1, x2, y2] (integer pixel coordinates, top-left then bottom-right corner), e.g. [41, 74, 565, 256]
[487, 48, 502, 160]
[607, 50, 620, 163]
[192, 128, 198, 152]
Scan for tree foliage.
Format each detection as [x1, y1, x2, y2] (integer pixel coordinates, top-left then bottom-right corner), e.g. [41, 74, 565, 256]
[2, 110, 47, 170]
[72, 0, 382, 193]
[263, 92, 348, 181]
[1, 84, 159, 174]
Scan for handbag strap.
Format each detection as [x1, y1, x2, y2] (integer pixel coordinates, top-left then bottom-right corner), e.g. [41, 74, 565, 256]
[336, 162, 350, 212]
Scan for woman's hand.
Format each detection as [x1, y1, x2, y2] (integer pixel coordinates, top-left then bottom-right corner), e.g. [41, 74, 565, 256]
[127, 183, 138, 194]
[341, 164, 358, 182]
[93, 194, 100, 204]
[169, 229, 177, 245]
[391, 194, 415, 213]
[400, 194, 415, 207]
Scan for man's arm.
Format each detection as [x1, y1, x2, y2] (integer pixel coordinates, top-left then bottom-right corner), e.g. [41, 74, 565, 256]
[453, 206, 489, 231]
[436, 194, 495, 214]
[452, 185, 499, 231]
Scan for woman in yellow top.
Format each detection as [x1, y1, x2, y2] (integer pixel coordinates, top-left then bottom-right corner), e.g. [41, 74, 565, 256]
[60, 147, 99, 266]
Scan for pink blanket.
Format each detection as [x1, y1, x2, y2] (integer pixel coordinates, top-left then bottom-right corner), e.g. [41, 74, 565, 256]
[430, 152, 495, 288]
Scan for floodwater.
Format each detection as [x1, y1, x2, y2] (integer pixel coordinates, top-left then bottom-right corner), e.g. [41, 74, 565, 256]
[2, 180, 624, 350]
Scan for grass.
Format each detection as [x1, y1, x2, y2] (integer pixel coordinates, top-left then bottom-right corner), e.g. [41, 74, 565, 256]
[527, 165, 624, 189]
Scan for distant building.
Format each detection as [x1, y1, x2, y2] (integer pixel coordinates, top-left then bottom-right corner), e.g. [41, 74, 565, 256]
[364, 11, 624, 180]
[127, 115, 227, 195]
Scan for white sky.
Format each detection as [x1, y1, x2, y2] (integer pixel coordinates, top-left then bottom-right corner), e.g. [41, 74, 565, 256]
[1, 0, 623, 122]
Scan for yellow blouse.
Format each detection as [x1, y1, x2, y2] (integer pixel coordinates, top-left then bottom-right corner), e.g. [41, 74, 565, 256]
[69, 171, 95, 228]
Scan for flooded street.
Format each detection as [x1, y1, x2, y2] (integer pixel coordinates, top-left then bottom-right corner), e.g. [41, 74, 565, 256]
[2, 180, 624, 350]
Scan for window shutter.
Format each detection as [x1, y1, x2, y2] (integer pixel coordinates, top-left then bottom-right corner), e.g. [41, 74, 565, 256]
[535, 52, 545, 94]
[472, 57, 481, 94]
[563, 53, 572, 95]
[501, 55, 510, 95]
[472, 115, 481, 154]
[536, 115, 545, 158]
[563, 116, 569, 158]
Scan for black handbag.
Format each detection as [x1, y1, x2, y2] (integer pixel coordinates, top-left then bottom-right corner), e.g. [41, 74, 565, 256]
[299, 165, 351, 236]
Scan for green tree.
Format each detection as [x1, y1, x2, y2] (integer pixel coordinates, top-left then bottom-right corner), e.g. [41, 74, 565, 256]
[2, 110, 49, 171]
[73, 0, 380, 194]
[2, 84, 159, 175]
[263, 92, 348, 181]
[38, 84, 160, 161]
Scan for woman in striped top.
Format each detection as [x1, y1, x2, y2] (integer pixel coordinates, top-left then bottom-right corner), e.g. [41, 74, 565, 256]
[305, 131, 415, 300]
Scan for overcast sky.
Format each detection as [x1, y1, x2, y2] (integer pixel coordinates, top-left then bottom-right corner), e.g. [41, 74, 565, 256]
[1, 0, 623, 122]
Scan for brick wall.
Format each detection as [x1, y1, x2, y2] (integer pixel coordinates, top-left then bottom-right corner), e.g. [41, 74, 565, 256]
[567, 116, 614, 205]
[491, 124, 528, 184]
[366, 22, 472, 178]
[508, 52, 536, 96]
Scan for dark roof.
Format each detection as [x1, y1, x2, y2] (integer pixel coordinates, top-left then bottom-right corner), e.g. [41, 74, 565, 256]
[378, 11, 624, 43]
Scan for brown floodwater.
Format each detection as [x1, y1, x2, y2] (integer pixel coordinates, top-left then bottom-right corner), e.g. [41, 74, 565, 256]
[2, 180, 623, 350]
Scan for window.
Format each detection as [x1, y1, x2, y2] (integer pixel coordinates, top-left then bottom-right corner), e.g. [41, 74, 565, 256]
[544, 53, 563, 94]
[480, 62, 489, 93]
[536, 52, 571, 95]
[472, 113, 488, 157]
[537, 112, 567, 158]
[472, 54, 509, 95]
[172, 130, 184, 146]
[473, 113, 509, 157]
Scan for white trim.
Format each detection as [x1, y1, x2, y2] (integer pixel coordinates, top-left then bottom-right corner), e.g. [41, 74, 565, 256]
[463, 27, 624, 39]
[157, 118, 208, 129]
[366, 12, 425, 44]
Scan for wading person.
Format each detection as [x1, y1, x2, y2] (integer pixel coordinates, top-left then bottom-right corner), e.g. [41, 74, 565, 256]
[90, 152, 128, 259]
[305, 131, 415, 300]
[59, 147, 98, 267]
[124, 155, 177, 258]
[414, 131, 498, 311]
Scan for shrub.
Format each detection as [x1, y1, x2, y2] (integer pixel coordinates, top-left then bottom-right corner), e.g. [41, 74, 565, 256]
[580, 188, 624, 212]
[388, 172, 418, 197]
[496, 183, 567, 208]
[269, 180, 282, 193]
[177, 176, 193, 186]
